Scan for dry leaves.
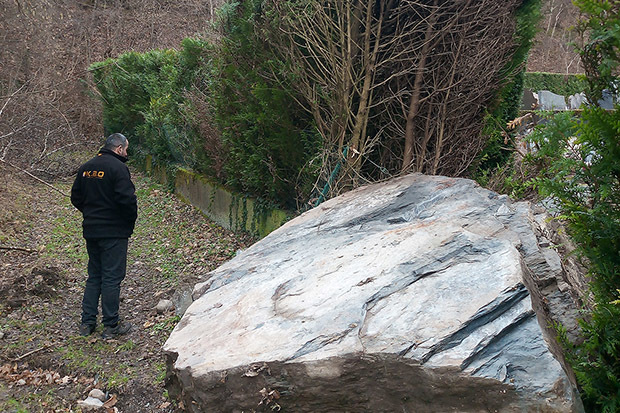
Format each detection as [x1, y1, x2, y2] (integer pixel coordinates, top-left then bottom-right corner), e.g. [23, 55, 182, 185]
[258, 387, 281, 411]
[103, 393, 118, 409]
[0, 363, 75, 387]
[243, 362, 271, 377]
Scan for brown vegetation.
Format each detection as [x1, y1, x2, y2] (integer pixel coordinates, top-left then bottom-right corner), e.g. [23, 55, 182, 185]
[0, 170, 253, 411]
[0, 0, 220, 176]
[527, 0, 582, 74]
[0, 0, 579, 184]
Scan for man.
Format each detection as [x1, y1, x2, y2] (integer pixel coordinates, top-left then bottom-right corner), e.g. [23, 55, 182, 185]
[71, 133, 137, 339]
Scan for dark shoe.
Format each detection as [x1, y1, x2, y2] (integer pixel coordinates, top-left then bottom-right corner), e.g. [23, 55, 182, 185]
[102, 321, 132, 339]
[79, 324, 96, 336]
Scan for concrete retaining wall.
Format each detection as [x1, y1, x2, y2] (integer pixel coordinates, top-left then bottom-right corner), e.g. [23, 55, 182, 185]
[144, 158, 291, 238]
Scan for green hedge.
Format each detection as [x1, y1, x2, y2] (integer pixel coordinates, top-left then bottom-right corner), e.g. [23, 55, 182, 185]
[89, 39, 210, 170]
[539, 1, 620, 410]
[523, 72, 588, 96]
[208, 1, 321, 209]
[474, 0, 542, 173]
[89, 30, 318, 209]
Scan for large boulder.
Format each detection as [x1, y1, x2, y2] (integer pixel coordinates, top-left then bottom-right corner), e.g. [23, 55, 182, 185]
[164, 174, 583, 412]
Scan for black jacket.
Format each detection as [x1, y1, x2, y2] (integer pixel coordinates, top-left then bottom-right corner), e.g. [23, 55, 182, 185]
[71, 148, 137, 239]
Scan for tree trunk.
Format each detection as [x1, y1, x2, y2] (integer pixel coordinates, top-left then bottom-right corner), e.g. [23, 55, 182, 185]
[401, 0, 438, 174]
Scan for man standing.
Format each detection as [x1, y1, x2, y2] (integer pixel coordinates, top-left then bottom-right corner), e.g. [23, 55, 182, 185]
[71, 133, 137, 339]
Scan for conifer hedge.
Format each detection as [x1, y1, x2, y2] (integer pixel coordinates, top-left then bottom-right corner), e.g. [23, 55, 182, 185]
[527, 1, 620, 410]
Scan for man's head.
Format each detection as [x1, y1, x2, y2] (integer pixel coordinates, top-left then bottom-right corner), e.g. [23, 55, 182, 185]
[105, 133, 129, 158]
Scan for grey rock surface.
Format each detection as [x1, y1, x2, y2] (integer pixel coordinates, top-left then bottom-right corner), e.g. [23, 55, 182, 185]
[598, 89, 616, 110]
[538, 90, 567, 110]
[521, 88, 538, 110]
[568, 92, 587, 110]
[171, 285, 193, 316]
[88, 388, 106, 402]
[164, 174, 583, 412]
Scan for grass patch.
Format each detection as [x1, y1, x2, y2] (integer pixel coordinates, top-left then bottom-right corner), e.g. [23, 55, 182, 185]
[116, 339, 135, 352]
[0, 389, 61, 413]
[4, 398, 29, 413]
[129, 175, 252, 281]
[102, 363, 133, 389]
[154, 362, 166, 385]
[42, 186, 87, 266]
[1, 169, 253, 411]
[54, 336, 122, 373]
[152, 315, 181, 336]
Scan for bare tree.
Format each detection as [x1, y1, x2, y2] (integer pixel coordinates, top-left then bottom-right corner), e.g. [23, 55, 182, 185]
[259, 0, 525, 197]
[371, 0, 525, 177]
[262, 0, 397, 193]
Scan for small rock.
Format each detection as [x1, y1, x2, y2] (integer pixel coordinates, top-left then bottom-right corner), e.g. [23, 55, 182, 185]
[172, 287, 193, 316]
[88, 388, 106, 402]
[0, 331, 4, 339]
[77, 397, 104, 411]
[156, 299, 174, 314]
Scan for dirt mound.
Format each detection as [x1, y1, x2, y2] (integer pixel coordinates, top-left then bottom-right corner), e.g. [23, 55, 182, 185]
[0, 265, 61, 308]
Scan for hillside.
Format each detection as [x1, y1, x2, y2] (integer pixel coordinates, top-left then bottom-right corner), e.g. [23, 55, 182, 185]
[527, 0, 582, 74]
[0, 0, 224, 175]
[0, 1, 590, 411]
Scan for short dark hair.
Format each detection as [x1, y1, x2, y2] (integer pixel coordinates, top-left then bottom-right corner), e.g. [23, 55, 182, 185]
[104, 133, 128, 151]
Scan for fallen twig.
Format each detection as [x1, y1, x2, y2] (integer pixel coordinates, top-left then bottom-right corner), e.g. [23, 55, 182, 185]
[11, 345, 50, 362]
[0, 158, 69, 197]
[0, 245, 36, 253]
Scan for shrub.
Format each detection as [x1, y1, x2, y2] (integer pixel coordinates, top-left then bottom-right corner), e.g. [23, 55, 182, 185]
[528, 106, 620, 411]
[514, 3, 620, 407]
[524, 72, 589, 97]
[90, 40, 212, 169]
[208, 1, 321, 208]
[474, 0, 542, 174]
[90, 50, 178, 142]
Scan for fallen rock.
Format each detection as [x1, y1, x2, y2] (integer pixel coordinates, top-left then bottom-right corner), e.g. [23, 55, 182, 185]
[568, 92, 587, 110]
[521, 88, 538, 110]
[88, 388, 106, 402]
[538, 90, 567, 110]
[164, 174, 584, 412]
[156, 299, 174, 314]
[171, 286, 193, 316]
[77, 396, 103, 411]
[598, 89, 616, 110]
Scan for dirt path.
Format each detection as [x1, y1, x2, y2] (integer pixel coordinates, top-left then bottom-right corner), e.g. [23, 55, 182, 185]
[0, 166, 254, 412]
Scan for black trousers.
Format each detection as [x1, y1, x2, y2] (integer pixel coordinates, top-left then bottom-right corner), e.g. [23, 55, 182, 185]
[82, 238, 128, 327]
